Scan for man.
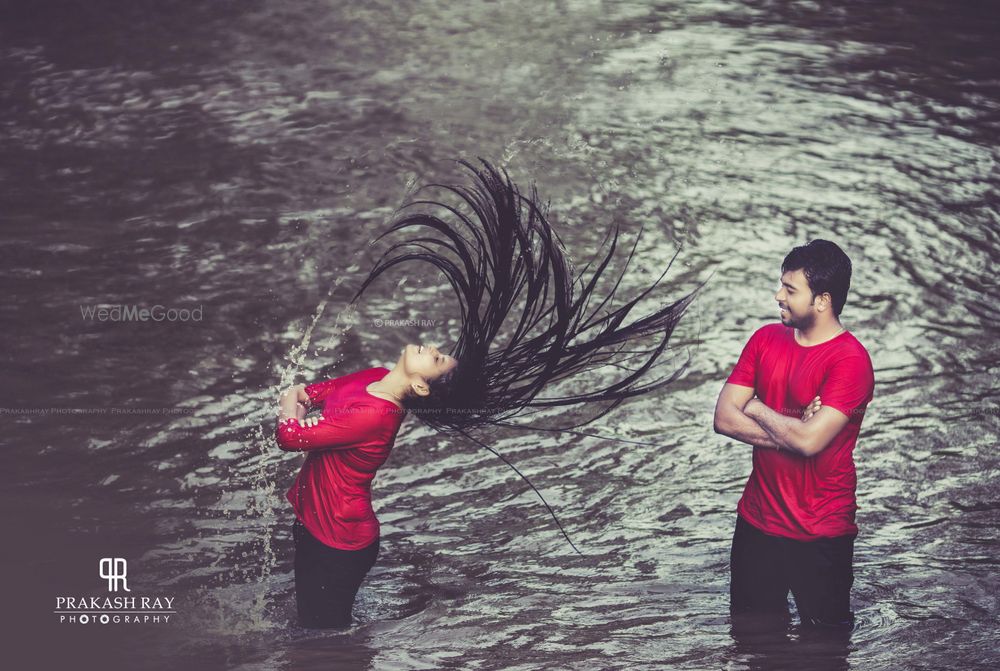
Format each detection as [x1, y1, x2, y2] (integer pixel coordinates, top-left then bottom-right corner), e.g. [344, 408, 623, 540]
[713, 239, 875, 629]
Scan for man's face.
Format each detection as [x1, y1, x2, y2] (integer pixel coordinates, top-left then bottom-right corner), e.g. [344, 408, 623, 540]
[774, 269, 816, 330]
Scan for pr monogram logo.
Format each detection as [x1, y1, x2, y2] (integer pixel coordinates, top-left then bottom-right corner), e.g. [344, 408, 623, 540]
[99, 557, 130, 592]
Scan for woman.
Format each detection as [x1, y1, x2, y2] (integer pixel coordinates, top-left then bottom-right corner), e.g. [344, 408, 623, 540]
[277, 159, 704, 628]
[276, 344, 456, 629]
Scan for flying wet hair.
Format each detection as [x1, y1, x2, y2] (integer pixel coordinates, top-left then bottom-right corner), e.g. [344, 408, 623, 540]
[348, 159, 706, 552]
[351, 159, 704, 431]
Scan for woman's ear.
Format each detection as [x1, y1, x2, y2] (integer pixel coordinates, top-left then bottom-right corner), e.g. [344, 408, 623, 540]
[410, 378, 431, 398]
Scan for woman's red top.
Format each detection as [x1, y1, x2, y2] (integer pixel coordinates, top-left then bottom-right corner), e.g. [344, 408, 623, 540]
[275, 367, 405, 550]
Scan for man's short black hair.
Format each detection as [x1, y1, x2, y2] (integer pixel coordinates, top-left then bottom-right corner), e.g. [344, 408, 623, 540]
[781, 240, 852, 318]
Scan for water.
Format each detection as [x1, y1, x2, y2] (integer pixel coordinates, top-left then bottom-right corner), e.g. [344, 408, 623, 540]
[1, 1, 998, 669]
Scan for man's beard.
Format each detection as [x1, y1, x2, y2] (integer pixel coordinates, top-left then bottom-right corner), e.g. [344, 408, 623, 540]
[783, 309, 816, 331]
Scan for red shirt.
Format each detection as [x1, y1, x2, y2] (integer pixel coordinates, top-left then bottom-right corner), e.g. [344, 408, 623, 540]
[726, 323, 875, 540]
[275, 367, 405, 550]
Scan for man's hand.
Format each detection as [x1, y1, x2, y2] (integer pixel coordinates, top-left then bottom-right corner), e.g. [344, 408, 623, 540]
[802, 395, 821, 422]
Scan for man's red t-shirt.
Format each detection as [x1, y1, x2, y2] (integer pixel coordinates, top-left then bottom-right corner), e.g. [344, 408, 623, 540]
[275, 367, 405, 550]
[726, 323, 875, 540]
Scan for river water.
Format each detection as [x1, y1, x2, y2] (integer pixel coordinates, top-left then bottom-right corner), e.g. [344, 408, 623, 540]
[2, 1, 998, 669]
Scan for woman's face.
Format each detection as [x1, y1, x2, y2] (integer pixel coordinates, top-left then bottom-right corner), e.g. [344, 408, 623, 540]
[400, 343, 458, 382]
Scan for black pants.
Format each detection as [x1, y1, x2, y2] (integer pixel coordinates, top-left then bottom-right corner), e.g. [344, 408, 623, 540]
[730, 515, 855, 628]
[292, 518, 379, 629]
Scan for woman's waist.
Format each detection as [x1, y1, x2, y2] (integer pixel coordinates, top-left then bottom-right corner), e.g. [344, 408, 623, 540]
[294, 513, 380, 550]
[297, 463, 377, 492]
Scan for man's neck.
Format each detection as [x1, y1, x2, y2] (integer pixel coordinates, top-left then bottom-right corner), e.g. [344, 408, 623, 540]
[795, 321, 846, 347]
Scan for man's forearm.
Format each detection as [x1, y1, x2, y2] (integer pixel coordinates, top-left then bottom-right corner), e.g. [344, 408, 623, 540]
[744, 399, 806, 455]
[719, 407, 785, 450]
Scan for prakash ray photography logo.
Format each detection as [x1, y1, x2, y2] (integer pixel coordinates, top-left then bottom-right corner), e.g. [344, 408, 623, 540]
[54, 557, 177, 625]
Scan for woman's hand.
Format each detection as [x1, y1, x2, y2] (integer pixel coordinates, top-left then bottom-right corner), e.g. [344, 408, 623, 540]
[278, 384, 308, 422]
[801, 395, 821, 422]
[279, 384, 307, 402]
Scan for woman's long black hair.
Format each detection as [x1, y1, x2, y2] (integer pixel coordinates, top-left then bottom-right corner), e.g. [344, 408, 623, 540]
[348, 160, 706, 552]
[350, 159, 705, 432]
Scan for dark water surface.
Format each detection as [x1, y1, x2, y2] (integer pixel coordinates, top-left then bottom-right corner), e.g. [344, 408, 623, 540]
[2, 1, 998, 669]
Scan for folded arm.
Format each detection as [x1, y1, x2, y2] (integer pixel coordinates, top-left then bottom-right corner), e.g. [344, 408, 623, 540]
[744, 398, 849, 457]
[275, 403, 386, 452]
[713, 383, 785, 450]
